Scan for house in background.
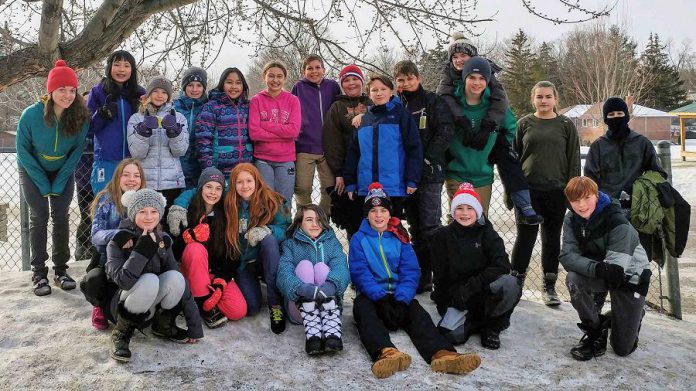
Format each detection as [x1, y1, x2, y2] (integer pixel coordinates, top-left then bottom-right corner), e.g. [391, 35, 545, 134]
[559, 102, 673, 145]
[670, 101, 696, 161]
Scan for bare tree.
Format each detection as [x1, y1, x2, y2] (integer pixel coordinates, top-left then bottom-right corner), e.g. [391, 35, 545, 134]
[0, 0, 616, 91]
[667, 38, 696, 94]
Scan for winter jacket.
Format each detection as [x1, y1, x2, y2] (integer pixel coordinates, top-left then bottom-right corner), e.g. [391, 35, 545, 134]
[91, 193, 126, 264]
[184, 211, 239, 281]
[236, 199, 292, 269]
[277, 227, 350, 302]
[348, 219, 420, 304]
[430, 219, 511, 312]
[343, 96, 423, 196]
[127, 102, 189, 190]
[559, 192, 651, 295]
[584, 129, 667, 200]
[174, 92, 208, 186]
[16, 100, 89, 196]
[322, 94, 371, 177]
[105, 220, 203, 338]
[193, 90, 253, 179]
[631, 171, 690, 263]
[399, 85, 454, 183]
[446, 87, 516, 187]
[291, 78, 341, 155]
[248, 90, 301, 162]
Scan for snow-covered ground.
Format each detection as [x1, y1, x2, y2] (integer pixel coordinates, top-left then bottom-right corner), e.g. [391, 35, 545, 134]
[0, 260, 695, 390]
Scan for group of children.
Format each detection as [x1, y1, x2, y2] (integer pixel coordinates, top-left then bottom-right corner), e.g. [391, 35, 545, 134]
[15, 30, 663, 378]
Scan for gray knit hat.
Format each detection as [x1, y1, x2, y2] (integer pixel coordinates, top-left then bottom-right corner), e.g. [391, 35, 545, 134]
[198, 167, 225, 190]
[146, 76, 173, 98]
[181, 66, 208, 91]
[121, 189, 167, 222]
[448, 32, 478, 60]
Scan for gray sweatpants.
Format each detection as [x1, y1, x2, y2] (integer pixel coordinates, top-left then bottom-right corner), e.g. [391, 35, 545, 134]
[120, 271, 185, 315]
[566, 271, 646, 356]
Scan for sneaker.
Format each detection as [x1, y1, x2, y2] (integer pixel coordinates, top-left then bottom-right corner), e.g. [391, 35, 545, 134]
[92, 306, 109, 330]
[371, 347, 411, 379]
[480, 329, 501, 350]
[430, 350, 481, 374]
[32, 274, 51, 296]
[305, 336, 323, 355]
[269, 305, 286, 334]
[54, 271, 77, 290]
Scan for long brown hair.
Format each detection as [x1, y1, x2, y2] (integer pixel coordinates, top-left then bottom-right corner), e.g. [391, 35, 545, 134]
[42, 92, 90, 136]
[225, 163, 284, 257]
[189, 184, 230, 260]
[287, 204, 330, 237]
[91, 158, 146, 217]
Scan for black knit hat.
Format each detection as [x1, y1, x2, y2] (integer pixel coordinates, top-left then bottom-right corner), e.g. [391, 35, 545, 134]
[181, 66, 208, 91]
[602, 97, 630, 123]
[363, 182, 392, 216]
[462, 56, 492, 83]
[448, 32, 478, 60]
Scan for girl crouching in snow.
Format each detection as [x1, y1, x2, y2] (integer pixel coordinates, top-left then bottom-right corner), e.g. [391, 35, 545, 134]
[105, 189, 202, 362]
[277, 204, 350, 355]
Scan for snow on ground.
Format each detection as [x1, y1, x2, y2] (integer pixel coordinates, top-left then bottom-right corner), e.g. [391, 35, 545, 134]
[1, 261, 696, 390]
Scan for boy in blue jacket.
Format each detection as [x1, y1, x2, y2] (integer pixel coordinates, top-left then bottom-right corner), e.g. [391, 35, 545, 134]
[349, 183, 481, 379]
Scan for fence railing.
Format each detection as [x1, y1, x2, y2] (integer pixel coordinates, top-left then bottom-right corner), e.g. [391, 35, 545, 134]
[0, 142, 683, 318]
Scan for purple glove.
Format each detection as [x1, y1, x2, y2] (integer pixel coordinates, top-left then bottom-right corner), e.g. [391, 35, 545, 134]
[162, 109, 181, 138]
[136, 114, 158, 137]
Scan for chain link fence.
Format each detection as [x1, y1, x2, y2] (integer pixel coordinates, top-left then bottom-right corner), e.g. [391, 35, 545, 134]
[0, 148, 680, 317]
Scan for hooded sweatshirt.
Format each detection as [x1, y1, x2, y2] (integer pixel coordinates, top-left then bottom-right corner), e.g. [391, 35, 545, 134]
[248, 90, 301, 162]
[292, 78, 341, 155]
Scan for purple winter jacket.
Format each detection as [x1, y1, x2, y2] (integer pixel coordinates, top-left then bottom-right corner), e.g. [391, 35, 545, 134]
[291, 78, 341, 155]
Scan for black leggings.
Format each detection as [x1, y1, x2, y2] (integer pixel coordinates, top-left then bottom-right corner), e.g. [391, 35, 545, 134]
[511, 189, 568, 275]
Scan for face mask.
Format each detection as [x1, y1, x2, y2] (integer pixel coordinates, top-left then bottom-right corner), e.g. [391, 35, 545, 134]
[605, 116, 630, 139]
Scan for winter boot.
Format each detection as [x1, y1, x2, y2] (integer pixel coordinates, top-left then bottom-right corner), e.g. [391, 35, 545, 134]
[269, 304, 286, 334]
[110, 304, 146, 362]
[542, 273, 561, 307]
[151, 306, 189, 343]
[570, 322, 606, 361]
[91, 306, 109, 331]
[32, 271, 51, 297]
[430, 350, 481, 375]
[300, 301, 323, 355]
[320, 299, 343, 352]
[371, 347, 412, 379]
[480, 329, 501, 350]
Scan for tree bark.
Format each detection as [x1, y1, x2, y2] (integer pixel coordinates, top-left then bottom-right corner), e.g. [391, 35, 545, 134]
[38, 0, 63, 59]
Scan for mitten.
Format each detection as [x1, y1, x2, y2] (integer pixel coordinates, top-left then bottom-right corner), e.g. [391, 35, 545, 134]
[376, 295, 399, 331]
[183, 216, 210, 244]
[297, 283, 319, 302]
[203, 278, 227, 312]
[132, 233, 158, 259]
[392, 298, 409, 325]
[317, 281, 337, 303]
[449, 280, 480, 311]
[98, 101, 118, 120]
[162, 109, 182, 138]
[244, 226, 272, 247]
[167, 205, 188, 236]
[136, 113, 158, 137]
[595, 262, 625, 287]
[112, 230, 135, 249]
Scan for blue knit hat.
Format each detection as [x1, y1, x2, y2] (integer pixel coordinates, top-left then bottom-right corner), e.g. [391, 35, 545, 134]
[462, 56, 492, 83]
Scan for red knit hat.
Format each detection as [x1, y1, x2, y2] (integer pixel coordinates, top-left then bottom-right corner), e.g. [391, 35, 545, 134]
[339, 64, 364, 84]
[450, 182, 483, 222]
[46, 60, 78, 94]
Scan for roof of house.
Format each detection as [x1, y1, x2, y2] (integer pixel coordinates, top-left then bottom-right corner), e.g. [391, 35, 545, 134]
[560, 102, 673, 118]
[670, 101, 696, 115]
[559, 104, 592, 118]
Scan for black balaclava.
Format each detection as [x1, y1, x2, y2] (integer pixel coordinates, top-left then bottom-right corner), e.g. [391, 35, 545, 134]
[602, 97, 630, 140]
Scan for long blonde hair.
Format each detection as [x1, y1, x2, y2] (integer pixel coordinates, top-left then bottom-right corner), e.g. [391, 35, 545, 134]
[530, 81, 559, 113]
[91, 158, 146, 217]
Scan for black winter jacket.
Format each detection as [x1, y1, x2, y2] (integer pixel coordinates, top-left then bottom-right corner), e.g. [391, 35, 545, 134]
[322, 94, 372, 177]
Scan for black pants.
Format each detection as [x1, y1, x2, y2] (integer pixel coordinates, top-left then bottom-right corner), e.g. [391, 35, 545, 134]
[511, 189, 567, 275]
[75, 183, 95, 252]
[489, 135, 528, 195]
[353, 295, 454, 363]
[79, 266, 117, 308]
[404, 182, 443, 282]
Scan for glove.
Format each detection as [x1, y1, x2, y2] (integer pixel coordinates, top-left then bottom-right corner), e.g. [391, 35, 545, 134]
[244, 226, 272, 247]
[133, 233, 158, 259]
[449, 281, 479, 310]
[162, 109, 182, 138]
[183, 216, 210, 244]
[376, 295, 400, 331]
[392, 298, 409, 325]
[467, 123, 495, 151]
[297, 283, 319, 302]
[166, 205, 188, 236]
[112, 230, 135, 249]
[595, 262, 625, 287]
[454, 115, 474, 145]
[316, 281, 337, 303]
[136, 113, 158, 137]
[98, 101, 118, 120]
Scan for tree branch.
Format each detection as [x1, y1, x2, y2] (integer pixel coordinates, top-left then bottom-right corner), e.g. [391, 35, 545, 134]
[38, 0, 63, 58]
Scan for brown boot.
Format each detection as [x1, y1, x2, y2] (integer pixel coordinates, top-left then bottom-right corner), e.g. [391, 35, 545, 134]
[371, 347, 412, 379]
[431, 350, 481, 374]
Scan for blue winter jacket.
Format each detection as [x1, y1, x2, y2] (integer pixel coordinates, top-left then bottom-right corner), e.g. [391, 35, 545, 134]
[348, 219, 420, 304]
[174, 92, 208, 187]
[291, 78, 341, 155]
[277, 227, 350, 302]
[343, 96, 423, 196]
[91, 194, 125, 264]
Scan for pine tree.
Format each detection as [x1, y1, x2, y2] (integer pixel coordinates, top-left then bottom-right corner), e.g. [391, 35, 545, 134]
[639, 33, 688, 111]
[531, 42, 562, 94]
[501, 29, 535, 116]
[416, 44, 449, 91]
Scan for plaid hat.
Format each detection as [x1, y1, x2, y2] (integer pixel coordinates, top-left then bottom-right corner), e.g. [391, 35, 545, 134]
[121, 189, 167, 222]
[448, 32, 478, 60]
[462, 56, 492, 83]
[146, 76, 173, 98]
[198, 167, 225, 190]
[450, 182, 484, 224]
[339, 65, 364, 84]
[363, 182, 392, 216]
[47, 60, 78, 94]
[181, 66, 208, 91]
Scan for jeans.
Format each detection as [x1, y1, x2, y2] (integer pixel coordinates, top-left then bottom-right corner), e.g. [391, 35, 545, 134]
[119, 271, 186, 314]
[255, 159, 295, 203]
[236, 235, 282, 315]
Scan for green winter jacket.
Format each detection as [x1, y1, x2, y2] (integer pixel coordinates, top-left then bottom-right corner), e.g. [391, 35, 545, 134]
[446, 86, 516, 187]
[16, 99, 89, 196]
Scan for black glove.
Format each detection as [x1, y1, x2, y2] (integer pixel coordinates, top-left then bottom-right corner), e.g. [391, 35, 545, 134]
[376, 295, 399, 331]
[467, 119, 497, 151]
[133, 233, 158, 259]
[98, 100, 118, 120]
[392, 298, 409, 325]
[595, 263, 625, 287]
[453, 115, 474, 145]
[112, 230, 135, 249]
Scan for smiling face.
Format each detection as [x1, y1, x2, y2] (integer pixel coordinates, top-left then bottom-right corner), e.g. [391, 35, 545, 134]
[134, 207, 160, 232]
[395, 73, 421, 93]
[224, 71, 244, 100]
[367, 206, 390, 233]
[51, 87, 77, 111]
[341, 75, 363, 98]
[202, 181, 223, 207]
[303, 60, 325, 85]
[111, 59, 132, 85]
[464, 73, 487, 97]
[150, 88, 169, 107]
[185, 81, 204, 99]
[368, 80, 392, 106]
[533, 87, 557, 116]
[300, 209, 324, 240]
[235, 170, 256, 201]
[570, 193, 598, 220]
[453, 204, 477, 227]
[452, 52, 471, 71]
[119, 164, 142, 192]
[264, 67, 286, 96]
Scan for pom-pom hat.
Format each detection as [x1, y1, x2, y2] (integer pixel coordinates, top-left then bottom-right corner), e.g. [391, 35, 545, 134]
[46, 60, 78, 94]
[450, 182, 484, 224]
[121, 188, 167, 222]
[448, 32, 478, 60]
[363, 182, 392, 216]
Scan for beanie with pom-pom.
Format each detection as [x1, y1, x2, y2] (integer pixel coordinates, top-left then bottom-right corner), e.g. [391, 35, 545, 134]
[363, 182, 392, 216]
[448, 32, 478, 60]
[121, 188, 167, 222]
[450, 182, 484, 224]
[47, 60, 78, 94]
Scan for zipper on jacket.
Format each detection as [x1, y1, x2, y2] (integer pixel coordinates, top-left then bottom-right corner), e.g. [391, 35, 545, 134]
[318, 85, 324, 124]
[54, 116, 59, 152]
[378, 233, 393, 292]
[120, 97, 127, 159]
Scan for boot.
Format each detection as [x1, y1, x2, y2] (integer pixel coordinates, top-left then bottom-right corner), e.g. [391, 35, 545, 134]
[151, 306, 189, 343]
[430, 349, 481, 374]
[371, 347, 412, 379]
[299, 301, 323, 355]
[110, 304, 146, 362]
[480, 329, 501, 350]
[542, 273, 561, 307]
[570, 321, 606, 361]
[195, 296, 227, 329]
[32, 271, 51, 297]
[320, 299, 343, 352]
[269, 305, 286, 334]
[511, 270, 526, 287]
